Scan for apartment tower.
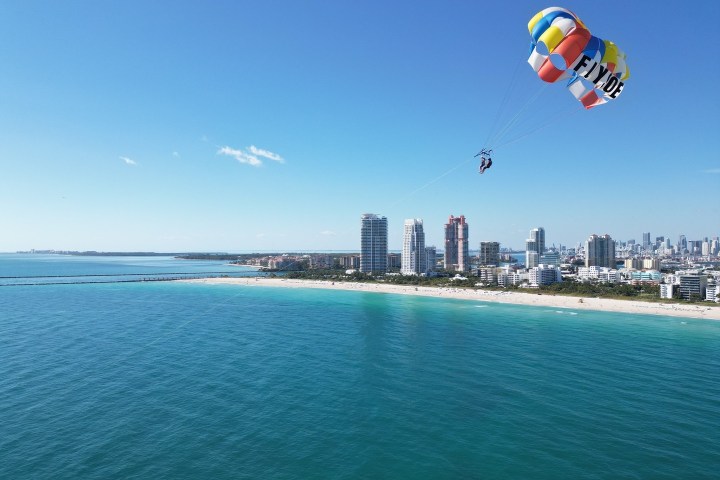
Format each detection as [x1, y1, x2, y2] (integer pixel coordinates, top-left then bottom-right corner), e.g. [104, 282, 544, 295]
[401, 219, 427, 275]
[525, 227, 545, 268]
[585, 234, 616, 268]
[444, 215, 469, 272]
[360, 213, 388, 274]
[479, 241, 500, 266]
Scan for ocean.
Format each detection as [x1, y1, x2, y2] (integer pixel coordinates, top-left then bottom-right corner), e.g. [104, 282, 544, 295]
[1, 254, 719, 479]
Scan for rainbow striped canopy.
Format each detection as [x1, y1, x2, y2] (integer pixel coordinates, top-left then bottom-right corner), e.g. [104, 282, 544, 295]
[527, 7, 629, 109]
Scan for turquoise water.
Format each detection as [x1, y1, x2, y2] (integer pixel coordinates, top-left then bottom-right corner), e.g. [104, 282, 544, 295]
[0, 253, 258, 286]
[1, 255, 719, 478]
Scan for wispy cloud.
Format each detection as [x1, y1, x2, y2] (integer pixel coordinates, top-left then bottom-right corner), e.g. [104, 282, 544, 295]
[320, 230, 336, 236]
[172, 151, 180, 158]
[217, 145, 285, 167]
[703, 168, 720, 174]
[217, 146, 261, 167]
[119, 156, 137, 166]
[248, 145, 285, 163]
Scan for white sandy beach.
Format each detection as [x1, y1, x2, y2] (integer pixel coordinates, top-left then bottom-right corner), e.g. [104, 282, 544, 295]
[184, 277, 720, 321]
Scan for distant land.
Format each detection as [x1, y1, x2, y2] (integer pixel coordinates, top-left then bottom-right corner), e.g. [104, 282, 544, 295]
[14, 250, 526, 257]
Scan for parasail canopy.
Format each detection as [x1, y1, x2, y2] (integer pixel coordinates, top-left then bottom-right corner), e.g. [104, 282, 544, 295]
[527, 7, 629, 109]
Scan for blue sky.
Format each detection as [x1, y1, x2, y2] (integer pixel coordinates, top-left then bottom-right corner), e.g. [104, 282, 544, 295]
[1, 0, 718, 252]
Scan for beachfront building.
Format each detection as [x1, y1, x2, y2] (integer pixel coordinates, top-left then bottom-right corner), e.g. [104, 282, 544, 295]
[401, 219, 427, 275]
[529, 264, 562, 287]
[660, 283, 675, 299]
[577, 266, 621, 283]
[678, 274, 708, 300]
[525, 227, 545, 268]
[339, 255, 360, 269]
[360, 213, 388, 274]
[479, 241, 500, 266]
[425, 246, 437, 273]
[497, 271, 523, 287]
[706, 283, 719, 302]
[477, 267, 498, 284]
[585, 234, 615, 268]
[308, 255, 332, 269]
[267, 255, 303, 270]
[444, 215, 469, 272]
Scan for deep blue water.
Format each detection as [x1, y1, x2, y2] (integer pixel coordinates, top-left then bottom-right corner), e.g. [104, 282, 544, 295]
[1, 255, 719, 479]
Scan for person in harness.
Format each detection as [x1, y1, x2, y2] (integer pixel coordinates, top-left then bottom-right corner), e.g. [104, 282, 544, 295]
[475, 148, 493, 174]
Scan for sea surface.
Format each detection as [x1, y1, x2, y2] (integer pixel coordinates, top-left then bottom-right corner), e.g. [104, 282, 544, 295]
[1, 254, 719, 479]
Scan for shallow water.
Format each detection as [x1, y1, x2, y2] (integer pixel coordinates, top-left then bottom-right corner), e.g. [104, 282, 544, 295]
[1, 256, 719, 478]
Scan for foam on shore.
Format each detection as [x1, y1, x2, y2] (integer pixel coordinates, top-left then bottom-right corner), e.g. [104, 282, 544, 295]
[181, 277, 720, 321]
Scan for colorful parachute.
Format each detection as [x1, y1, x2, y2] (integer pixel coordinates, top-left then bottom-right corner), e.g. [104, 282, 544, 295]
[527, 7, 629, 109]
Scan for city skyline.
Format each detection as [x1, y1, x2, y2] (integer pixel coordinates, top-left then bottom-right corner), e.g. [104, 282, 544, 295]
[1, 1, 718, 252]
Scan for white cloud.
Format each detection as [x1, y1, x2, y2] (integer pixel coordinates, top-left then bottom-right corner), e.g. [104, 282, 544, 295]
[217, 146, 262, 167]
[172, 151, 180, 158]
[119, 156, 137, 166]
[703, 168, 720, 174]
[320, 230, 336, 236]
[248, 145, 285, 163]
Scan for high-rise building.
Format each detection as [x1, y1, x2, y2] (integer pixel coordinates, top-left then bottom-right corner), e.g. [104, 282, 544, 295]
[444, 215, 469, 272]
[585, 234, 616, 268]
[360, 213, 388, 274]
[678, 234, 687, 253]
[642, 232, 651, 249]
[425, 246, 437, 272]
[525, 227, 545, 268]
[479, 241, 500, 266]
[401, 219, 427, 275]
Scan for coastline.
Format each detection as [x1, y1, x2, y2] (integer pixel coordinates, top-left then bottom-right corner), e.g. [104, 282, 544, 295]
[183, 277, 720, 321]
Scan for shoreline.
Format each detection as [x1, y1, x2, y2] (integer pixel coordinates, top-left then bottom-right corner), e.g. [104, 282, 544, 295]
[183, 277, 720, 321]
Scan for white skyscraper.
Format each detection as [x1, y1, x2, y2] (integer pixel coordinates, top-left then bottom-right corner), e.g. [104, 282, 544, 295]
[360, 214, 388, 274]
[401, 219, 426, 275]
[525, 227, 545, 268]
